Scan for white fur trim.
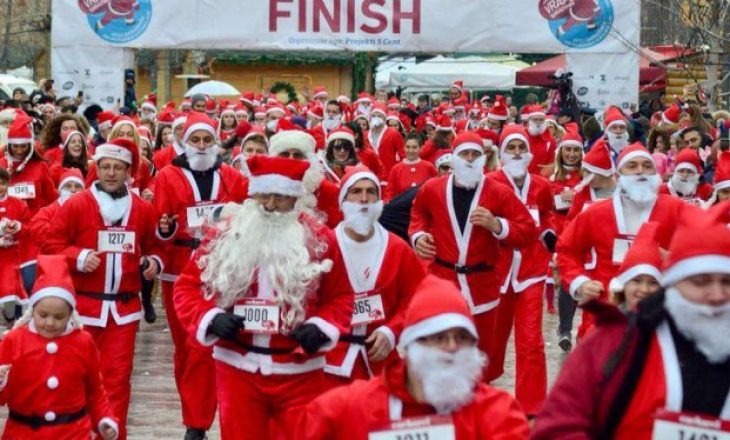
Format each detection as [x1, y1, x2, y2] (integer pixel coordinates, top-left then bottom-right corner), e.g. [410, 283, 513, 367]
[339, 170, 381, 205]
[305, 316, 340, 351]
[196, 308, 225, 346]
[374, 325, 396, 351]
[98, 417, 119, 440]
[492, 217, 509, 240]
[327, 131, 355, 146]
[58, 176, 84, 191]
[662, 255, 730, 287]
[715, 180, 730, 191]
[269, 131, 316, 156]
[500, 133, 530, 154]
[248, 174, 304, 197]
[141, 102, 156, 112]
[30, 287, 76, 308]
[559, 139, 583, 149]
[410, 231, 426, 248]
[569, 275, 592, 300]
[453, 142, 483, 156]
[674, 162, 698, 174]
[267, 107, 285, 116]
[612, 264, 662, 292]
[98, 120, 113, 131]
[606, 119, 627, 129]
[6, 137, 34, 145]
[435, 154, 453, 169]
[487, 112, 508, 121]
[398, 313, 478, 349]
[76, 249, 93, 272]
[582, 161, 615, 177]
[617, 150, 654, 171]
[183, 122, 216, 144]
[172, 116, 187, 130]
[93, 144, 133, 165]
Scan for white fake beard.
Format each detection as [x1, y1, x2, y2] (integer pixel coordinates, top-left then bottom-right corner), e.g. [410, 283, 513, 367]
[341, 201, 383, 236]
[406, 343, 486, 414]
[665, 287, 730, 364]
[323, 117, 340, 131]
[501, 152, 533, 179]
[671, 173, 699, 196]
[95, 189, 130, 225]
[452, 155, 486, 189]
[357, 105, 371, 117]
[199, 199, 333, 332]
[58, 189, 74, 205]
[370, 116, 384, 128]
[185, 143, 219, 172]
[607, 132, 629, 153]
[618, 174, 661, 205]
[528, 122, 547, 136]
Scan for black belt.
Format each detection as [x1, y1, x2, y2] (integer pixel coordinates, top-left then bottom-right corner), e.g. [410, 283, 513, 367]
[77, 291, 137, 303]
[9, 407, 87, 430]
[233, 339, 296, 355]
[340, 334, 367, 345]
[173, 238, 201, 249]
[434, 258, 493, 275]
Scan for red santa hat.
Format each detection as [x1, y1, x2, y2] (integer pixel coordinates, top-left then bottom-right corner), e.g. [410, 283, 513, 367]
[254, 106, 267, 118]
[469, 101, 483, 116]
[241, 126, 269, 147]
[522, 104, 546, 120]
[205, 98, 220, 115]
[157, 107, 176, 126]
[435, 151, 453, 169]
[452, 132, 485, 156]
[327, 126, 355, 146]
[498, 124, 531, 155]
[240, 91, 255, 107]
[181, 112, 217, 144]
[93, 137, 140, 174]
[714, 151, 730, 191]
[662, 202, 730, 286]
[313, 86, 328, 99]
[387, 96, 401, 110]
[450, 80, 464, 92]
[558, 130, 584, 150]
[453, 98, 468, 111]
[475, 128, 499, 149]
[141, 93, 157, 113]
[181, 97, 192, 109]
[338, 165, 381, 205]
[111, 115, 136, 134]
[266, 103, 286, 117]
[673, 148, 703, 174]
[172, 113, 188, 133]
[436, 114, 454, 132]
[604, 106, 627, 129]
[6, 113, 34, 144]
[616, 143, 654, 171]
[398, 275, 478, 349]
[247, 155, 310, 198]
[268, 129, 316, 157]
[370, 104, 387, 118]
[662, 103, 681, 125]
[234, 104, 249, 116]
[307, 105, 324, 121]
[356, 92, 372, 104]
[61, 130, 86, 150]
[58, 168, 84, 191]
[442, 104, 455, 116]
[609, 222, 663, 292]
[582, 143, 615, 177]
[97, 111, 116, 131]
[487, 95, 508, 121]
[29, 255, 77, 309]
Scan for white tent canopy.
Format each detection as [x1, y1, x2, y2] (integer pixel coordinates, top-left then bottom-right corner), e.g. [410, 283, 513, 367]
[388, 56, 519, 90]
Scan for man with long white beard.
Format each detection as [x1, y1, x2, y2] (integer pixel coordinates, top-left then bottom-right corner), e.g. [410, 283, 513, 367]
[153, 111, 246, 440]
[521, 105, 556, 176]
[173, 154, 353, 439]
[301, 275, 530, 439]
[324, 166, 425, 384]
[409, 131, 538, 379]
[487, 124, 556, 416]
[660, 148, 713, 205]
[557, 143, 688, 338]
[534, 204, 730, 439]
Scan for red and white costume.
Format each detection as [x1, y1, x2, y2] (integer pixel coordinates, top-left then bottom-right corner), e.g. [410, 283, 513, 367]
[659, 148, 713, 205]
[0, 194, 30, 305]
[385, 158, 437, 201]
[367, 124, 405, 178]
[29, 169, 85, 251]
[152, 115, 187, 171]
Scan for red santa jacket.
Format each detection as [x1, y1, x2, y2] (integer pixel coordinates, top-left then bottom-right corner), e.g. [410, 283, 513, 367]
[85, 159, 155, 195]
[301, 358, 530, 439]
[43, 187, 164, 327]
[0, 157, 57, 216]
[152, 143, 184, 171]
[659, 180, 714, 206]
[385, 159, 437, 202]
[325, 225, 425, 378]
[357, 146, 385, 181]
[174, 218, 354, 375]
[556, 193, 687, 300]
[42, 145, 64, 165]
[566, 186, 610, 221]
[488, 170, 556, 293]
[28, 199, 62, 251]
[418, 139, 449, 164]
[527, 132, 557, 175]
[153, 161, 247, 280]
[549, 171, 582, 235]
[0, 195, 31, 304]
[309, 125, 327, 151]
[367, 127, 405, 178]
[0, 324, 118, 440]
[409, 175, 538, 314]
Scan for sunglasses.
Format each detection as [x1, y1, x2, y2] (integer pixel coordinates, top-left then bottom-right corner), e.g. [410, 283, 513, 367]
[332, 144, 354, 152]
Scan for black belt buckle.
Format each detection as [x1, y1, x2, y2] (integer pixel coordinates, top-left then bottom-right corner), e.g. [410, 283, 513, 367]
[30, 415, 42, 431]
[454, 264, 472, 275]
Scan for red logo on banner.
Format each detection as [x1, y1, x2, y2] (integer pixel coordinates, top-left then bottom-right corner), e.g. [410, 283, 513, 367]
[538, 0, 576, 20]
[78, 0, 111, 14]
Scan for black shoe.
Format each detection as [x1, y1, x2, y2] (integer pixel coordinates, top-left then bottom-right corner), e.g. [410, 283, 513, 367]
[558, 335, 573, 352]
[184, 427, 207, 440]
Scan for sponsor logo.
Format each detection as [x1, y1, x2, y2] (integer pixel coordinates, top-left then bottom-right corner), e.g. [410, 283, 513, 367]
[539, 0, 614, 48]
[78, 0, 152, 44]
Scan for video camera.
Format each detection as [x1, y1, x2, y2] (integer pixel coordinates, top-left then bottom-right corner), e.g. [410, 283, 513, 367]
[548, 69, 579, 120]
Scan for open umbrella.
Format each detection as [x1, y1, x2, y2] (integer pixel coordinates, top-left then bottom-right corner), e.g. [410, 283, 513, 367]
[185, 80, 239, 97]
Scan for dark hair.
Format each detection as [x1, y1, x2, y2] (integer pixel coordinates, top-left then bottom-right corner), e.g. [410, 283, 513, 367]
[432, 130, 452, 150]
[326, 100, 341, 112]
[154, 125, 172, 150]
[646, 127, 672, 153]
[39, 114, 89, 150]
[346, 121, 364, 150]
[62, 133, 89, 176]
[325, 138, 356, 163]
[405, 133, 422, 146]
[0, 167, 9, 182]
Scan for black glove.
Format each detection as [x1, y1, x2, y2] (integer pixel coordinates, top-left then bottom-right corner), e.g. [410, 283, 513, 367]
[140, 259, 156, 324]
[207, 313, 245, 340]
[542, 231, 558, 253]
[291, 323, 330, 354]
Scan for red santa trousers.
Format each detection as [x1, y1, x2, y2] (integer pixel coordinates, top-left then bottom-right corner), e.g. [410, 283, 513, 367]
[215, 362, 330, 440]
[162, 281, 217, 429]
[474, 308, 498, 382]
[85, 320, 138, 440]
[487, 282, 547, 415]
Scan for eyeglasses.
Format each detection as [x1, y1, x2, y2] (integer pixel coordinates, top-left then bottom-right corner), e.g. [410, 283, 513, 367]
[278, 151, 306, 160]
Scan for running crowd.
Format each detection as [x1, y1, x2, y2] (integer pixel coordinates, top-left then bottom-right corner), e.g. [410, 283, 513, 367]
[0, 80, 729, 439]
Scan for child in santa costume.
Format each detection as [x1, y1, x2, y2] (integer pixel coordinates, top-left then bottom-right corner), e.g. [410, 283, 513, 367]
[0, 254, 119, 440]
[385, 133, 437, 202]
[43, 137, 164, 439]
[0, 166, 30, 319]
[324, 166, 425, 384]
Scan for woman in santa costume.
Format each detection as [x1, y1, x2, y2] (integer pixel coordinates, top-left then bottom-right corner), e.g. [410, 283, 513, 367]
[419, 115, 454, 164]
[556, 143, 690, 339]
[0, 166, 31, 319]
[153, 114, 187, 171]
[409, 131, 538, 380]
[302, 275, 530, 439]
[534, 204, 730, 439]
[0, 254, 119, 440]
[43, 137, 164, 439]
[48, 130, 90, 186]
[385, 133, 437, 202]
[38, 113, 90, 165]
[486, 124, 555, 415]
[318, 127, 360, 184]
[324, 166, 425, 384]
[174, 155, 353, 439]
[153, 112, 247, 439]
[659, 147, 714, 206]
[217, 107, 237, 143]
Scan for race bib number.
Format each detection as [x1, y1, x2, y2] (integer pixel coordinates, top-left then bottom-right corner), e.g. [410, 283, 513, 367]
[529, 208, 541, 227]
[652, 410, 730, 440]
[352, 294, 385, 326]
[186, 203, 224, 229]
[369, 416, 455, 440]
[8, 183, 35, 200]
[554, 193, 572, 211]
[612, 237, 634, 265]
[233, 299, 280, 334]
[98, 230, 136, 254]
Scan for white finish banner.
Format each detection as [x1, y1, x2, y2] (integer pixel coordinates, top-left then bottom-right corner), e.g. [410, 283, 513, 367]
[567, 51, 640, 112]
[53, 0, 638, 53]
